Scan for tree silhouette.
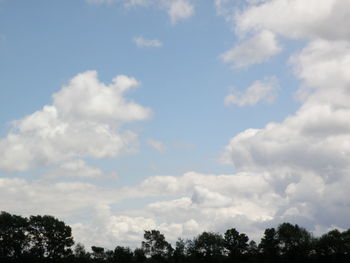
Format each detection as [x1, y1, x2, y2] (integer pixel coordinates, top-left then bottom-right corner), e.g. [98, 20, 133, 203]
[0, 211, 29, 259]
[91, 246, 106, 262]
[27, 215, 74, 259]
[2, 211, 350, 263]
[187, 231, 224, 263]
[142, 230, 173, 262]
[134, 247, 147, 263]
[277, 223, 313, 262]
[315, 228, 350, 263]
[259, 227, 279, 262]
[224, 228, 249, 260]
[173, 238, 186, 263]
[113, 246, 133, 263]
[74, 243, 91, 262]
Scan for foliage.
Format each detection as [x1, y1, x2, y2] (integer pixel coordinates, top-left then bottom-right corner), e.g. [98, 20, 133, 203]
[0, 212, 29, 258]
[142, 230, 173, 261]
[2, 211, 350, 263]
[224, 228, 249, 258]
[277, 222, 313, 261]
[28, 215, 74, 259]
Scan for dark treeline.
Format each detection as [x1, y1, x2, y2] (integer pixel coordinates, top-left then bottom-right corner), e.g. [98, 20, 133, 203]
[1, 211, 350, 263]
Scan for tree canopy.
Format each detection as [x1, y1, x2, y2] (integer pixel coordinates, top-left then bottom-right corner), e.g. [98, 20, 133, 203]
[1, 211, 350, 263]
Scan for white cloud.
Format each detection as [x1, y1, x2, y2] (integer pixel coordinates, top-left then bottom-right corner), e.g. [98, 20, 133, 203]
[191, 186, 232, 208]
[87, 0, 194, 23]
[147, 139, 166, 153]
[3, 166, 350, 248]
[235, 0, 350, 41]
[0, 71, 151, 172]
[0, 171, 280, 247]
[134, 36, 163, 48]
[224, 76, 279, 106]
[45, 159, 106, 178]
[166, 0, 194, 24]
[221, 30, 282, 68]
[223, 40, 350, 174]
[3, 0, 350, 251]
[222, 36, 350, 235]
[214, 0, 350, 237]
[53, 71, 150, 122]
[0, 177, 120, 218]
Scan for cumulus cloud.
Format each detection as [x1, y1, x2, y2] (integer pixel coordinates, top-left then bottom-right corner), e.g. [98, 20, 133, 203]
[0, 171, 279, 248]
[222, 11, 350, 237]
[221, 30, 282, 68]
[134, 36, 163, 48]
[44, 159, 108, 178]
[70, 170, 284, 246]
[3, 0, 350, 251]
[223, 40, 350, 175]
[235, 0, 350, 41]
[0, 71, 151, 172]
[0, 177, 120, 218]
[224, 76, 279, 106]
[213, 0, 350, 239]
[3, 166, 350, 248]
[217, 0, 350, 67]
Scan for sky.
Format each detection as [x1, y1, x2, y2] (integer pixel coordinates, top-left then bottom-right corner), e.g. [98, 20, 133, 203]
[0, 0, 350, 248]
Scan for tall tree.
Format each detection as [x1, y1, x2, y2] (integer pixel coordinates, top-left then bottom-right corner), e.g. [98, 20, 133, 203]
[91, 246, 106, 262]
[74, 243, 91, 262]
[142, 230, 173, 260]
[0, 211, 29, 259]
[187, 231, 224, 262]
[28, 215, 74, 259]
[134, 248, 147, 263]
[113, 246, 133, 263]
[224, 228, 249, 259]
[259, 227, 280, 261]
[277, 223, 313, 262]
[173, 238, 187, 263]
[316, 229, 350, 262]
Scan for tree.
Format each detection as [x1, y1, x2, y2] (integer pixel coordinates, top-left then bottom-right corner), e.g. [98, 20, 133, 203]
[74, 243, 91, 262]
[247, 240, 258, 255]
[315, 229, 350, 262]
[224, 228, 249, 259]
[91, 246, 106, 262]
[259, 227, 280, 261]
[317, 229, 343, 256]
[0, 211, 29, 259]
[142, 230, 173, 260]
[173, 238, 187, 263]
[134, 248, 147, 263]
[113, 246, 133, 263]
[28, 215, 74, 259]
[277, 223, 313, 262]
[341, 229, 350, 255]
[187, 231, 224, 262]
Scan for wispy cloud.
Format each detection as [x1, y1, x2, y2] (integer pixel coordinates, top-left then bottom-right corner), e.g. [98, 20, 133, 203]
[147, 139, 166, 153]
[167, 0, 194, 24]
[224, 76, 279, 106]
[133, 36, 163, 48]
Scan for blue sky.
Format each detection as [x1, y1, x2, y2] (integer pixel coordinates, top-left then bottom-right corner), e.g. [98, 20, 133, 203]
[0, 0, 299, 179]
[1, 0, 349, 249]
